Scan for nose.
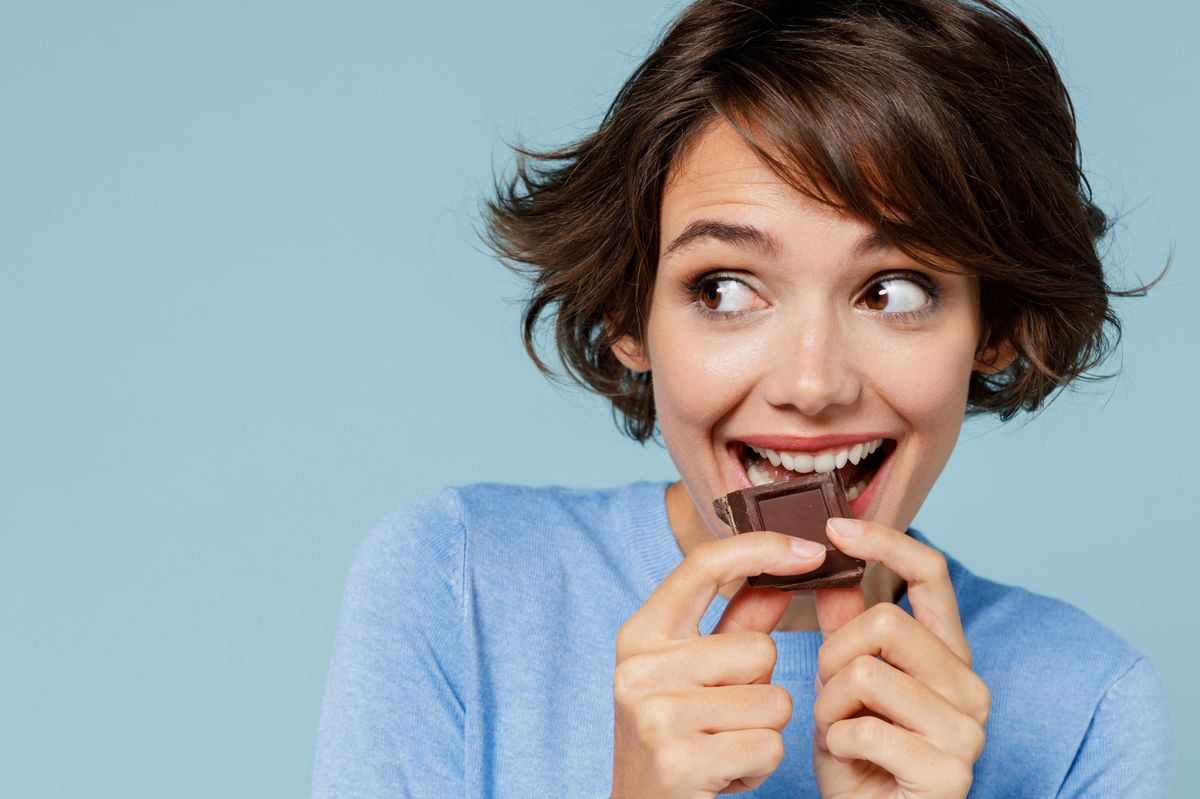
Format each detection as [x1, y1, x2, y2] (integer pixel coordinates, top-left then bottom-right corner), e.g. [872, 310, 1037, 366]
[758, 317, 863, 416]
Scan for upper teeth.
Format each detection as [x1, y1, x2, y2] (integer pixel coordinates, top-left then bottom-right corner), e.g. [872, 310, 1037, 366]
[748, 438, 884, 475]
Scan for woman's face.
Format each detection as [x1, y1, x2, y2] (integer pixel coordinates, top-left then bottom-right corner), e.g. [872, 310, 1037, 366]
[614, 119, 994, 539]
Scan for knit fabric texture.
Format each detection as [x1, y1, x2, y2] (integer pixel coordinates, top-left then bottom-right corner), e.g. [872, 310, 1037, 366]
[311, 481, 1171, 798]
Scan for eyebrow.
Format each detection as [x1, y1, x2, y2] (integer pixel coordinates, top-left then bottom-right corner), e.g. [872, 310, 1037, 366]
[661, 219, 894, 261]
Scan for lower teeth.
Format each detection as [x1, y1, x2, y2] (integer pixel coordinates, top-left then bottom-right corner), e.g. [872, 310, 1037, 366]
[845, 478, 869, 501]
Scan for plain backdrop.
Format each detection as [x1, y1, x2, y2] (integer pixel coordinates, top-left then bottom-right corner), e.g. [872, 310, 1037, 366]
[1, 1, 1194, 796]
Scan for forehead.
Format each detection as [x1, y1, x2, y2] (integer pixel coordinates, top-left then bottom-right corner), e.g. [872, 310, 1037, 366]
[664, 119, 793, 209]
[660, 118, 882, 254]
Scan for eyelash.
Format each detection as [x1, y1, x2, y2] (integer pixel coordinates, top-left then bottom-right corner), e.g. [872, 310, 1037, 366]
[681, 270, 942, 321]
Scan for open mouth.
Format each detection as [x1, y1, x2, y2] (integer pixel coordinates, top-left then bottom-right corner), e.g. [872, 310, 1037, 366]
[734, 438, 896, 502]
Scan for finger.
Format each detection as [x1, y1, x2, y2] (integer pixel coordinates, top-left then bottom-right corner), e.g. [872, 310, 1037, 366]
[623, 532, 827, 645]
[826, 517, 969, 663]
[816, 603, 990, 722]
[721, 776, 765, 794]
[713, 580, 792, 637]
[616, 631, 779, 694]
[813, 586, 867, 640]
[813, 655, 986, 762]
[696, 728, 786, 792]
[824, 716, 973, 795]
[670, 684, 793, 734]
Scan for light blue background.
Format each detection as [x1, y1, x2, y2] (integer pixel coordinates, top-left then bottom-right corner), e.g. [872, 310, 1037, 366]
[1, 1, 1194, 796]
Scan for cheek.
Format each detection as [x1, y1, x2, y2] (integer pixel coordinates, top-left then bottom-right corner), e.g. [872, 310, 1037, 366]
[648, 319, 767, 431]
[861, 328, 977, 439]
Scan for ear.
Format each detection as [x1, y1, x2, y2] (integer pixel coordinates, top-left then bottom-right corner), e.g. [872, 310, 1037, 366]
[611, 333, 651, 373]
[973, 334, 1016, 375]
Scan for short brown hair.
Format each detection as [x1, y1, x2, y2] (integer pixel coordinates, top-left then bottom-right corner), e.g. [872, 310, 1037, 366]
[484, 0, 1164, 443]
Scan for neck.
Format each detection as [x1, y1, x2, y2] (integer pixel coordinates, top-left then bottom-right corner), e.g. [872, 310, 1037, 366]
[665, 480, 905, 632]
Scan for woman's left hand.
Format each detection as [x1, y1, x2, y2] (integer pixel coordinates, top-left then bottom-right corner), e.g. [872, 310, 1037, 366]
[811, 518, 991, 799]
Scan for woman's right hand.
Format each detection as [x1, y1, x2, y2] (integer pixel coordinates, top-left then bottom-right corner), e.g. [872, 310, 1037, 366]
[611, 531, 828, 797]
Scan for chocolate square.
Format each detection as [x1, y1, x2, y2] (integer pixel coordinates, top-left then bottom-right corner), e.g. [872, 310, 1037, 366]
[712, 471, 865, 589]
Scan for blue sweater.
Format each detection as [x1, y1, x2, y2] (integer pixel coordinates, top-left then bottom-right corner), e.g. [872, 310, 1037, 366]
[311, 481, 1171, 797]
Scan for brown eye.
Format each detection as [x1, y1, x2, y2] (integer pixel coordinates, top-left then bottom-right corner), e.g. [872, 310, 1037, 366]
[861, 277, 929, 314]
[864, 282, 889, 311]
[692, 276, 761, 315]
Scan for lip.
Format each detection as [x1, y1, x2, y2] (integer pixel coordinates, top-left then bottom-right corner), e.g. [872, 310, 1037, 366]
[727, 442, 755, 489]
[724, 436, 897, 520]
[734, 433, 894, 453]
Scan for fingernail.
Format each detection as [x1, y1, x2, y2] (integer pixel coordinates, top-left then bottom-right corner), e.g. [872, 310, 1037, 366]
[790, 537, 827, 558]
[827, 517, 863, 539]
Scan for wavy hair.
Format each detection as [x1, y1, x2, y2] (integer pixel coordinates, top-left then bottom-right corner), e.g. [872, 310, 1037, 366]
[485, 0, 1165, 443]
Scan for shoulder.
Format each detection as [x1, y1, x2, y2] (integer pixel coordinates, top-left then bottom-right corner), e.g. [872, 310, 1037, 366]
[912, 530, 1145, 689]
[1055, 653, 1172, 798]
[315, 489, 474, 795]
[909, 531, 1149, 725]
[958, 565, 1142, 685]
[351, 480, 603, 569]
[346, 486, 467, 607]
[447, 480, 662, 562]
[353, 480, 660, 584]
[450, 480, 634, 529]
[912, 533, 1171, 794]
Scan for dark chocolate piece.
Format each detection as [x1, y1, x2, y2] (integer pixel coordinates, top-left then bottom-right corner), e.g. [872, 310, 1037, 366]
[712, 471, 865, 590]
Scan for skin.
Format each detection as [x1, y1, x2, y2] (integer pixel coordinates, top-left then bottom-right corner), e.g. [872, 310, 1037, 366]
[608, 119, 1008, 797]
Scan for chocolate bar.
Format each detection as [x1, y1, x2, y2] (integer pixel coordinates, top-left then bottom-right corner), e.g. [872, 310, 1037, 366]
[712, 471, 865, 589]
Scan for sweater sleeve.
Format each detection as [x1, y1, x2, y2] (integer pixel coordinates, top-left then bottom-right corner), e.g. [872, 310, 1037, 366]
[311, 491, 467, 798]
[1056, 657, 1172, 798]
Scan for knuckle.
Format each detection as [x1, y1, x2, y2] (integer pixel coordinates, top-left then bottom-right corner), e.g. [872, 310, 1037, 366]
[811, 691, 831, 726]
[847, 654, 882, 692]
[750, 631, 778, 668]
[614, 623, 637, 660]
[961, 719, 986, 761]
[961, 673, 992, 723]
[756, 729, 786, 769]
[974, 679, 993, 723]
[651, 740, 692, 787]
[849, 716, 886, 748]
[921, 549, 951, 583]
[612, 667, 631, 703]
[757, 532, 788, 562]
[733, 728, 783, 769]
[632, 694, 676, 743]
[612, 653, 653, 702]
[868, 601, 908, 637]
[943, 758, 975, 792]
[764, 684, 793, 726]
[816, 644, 836, 681]
[771, 683, 794, 717]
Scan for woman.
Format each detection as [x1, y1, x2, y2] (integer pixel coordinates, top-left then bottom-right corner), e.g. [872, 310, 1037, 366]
[312, 1, 1171, 796]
